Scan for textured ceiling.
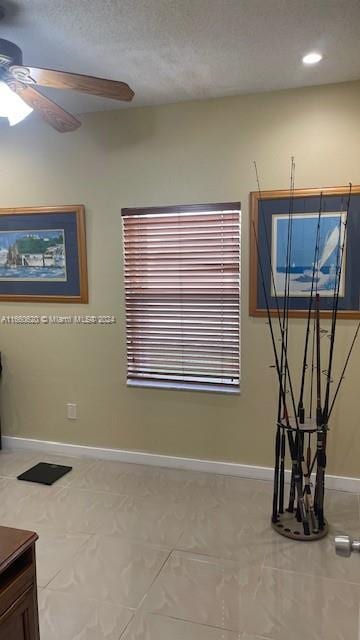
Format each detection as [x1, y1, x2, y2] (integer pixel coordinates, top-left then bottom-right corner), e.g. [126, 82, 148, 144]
[1, 0, 360, 114]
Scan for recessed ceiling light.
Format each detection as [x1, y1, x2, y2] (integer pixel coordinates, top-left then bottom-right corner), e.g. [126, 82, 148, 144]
[302, 52, 323, 66]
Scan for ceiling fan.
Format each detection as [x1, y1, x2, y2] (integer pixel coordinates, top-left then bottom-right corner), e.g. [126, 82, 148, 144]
[0, 37, 134, 132]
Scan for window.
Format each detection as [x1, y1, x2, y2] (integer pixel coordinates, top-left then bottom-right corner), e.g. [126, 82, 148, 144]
[121, 202, 241, 393]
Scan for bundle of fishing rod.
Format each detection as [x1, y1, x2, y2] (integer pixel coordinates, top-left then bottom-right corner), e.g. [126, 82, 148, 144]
[254, 163, 359, 540]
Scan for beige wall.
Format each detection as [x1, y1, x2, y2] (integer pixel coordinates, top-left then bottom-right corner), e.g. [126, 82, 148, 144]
[1, 80, 360, 477]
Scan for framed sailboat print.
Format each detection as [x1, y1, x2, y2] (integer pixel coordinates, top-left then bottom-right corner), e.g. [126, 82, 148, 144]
[0, 205, 88, 303]
[249, 185, 360, 318]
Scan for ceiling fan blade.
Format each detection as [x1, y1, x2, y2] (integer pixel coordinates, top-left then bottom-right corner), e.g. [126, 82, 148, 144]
[9, 81, 81, 132]
[9, 66, 135, 102]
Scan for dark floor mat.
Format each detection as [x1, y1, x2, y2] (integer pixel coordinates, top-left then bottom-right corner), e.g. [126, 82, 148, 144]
[17, 462, 72, 485]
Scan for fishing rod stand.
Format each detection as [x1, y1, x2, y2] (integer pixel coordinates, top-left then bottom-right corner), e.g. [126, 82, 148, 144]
[272, 511, 328, 541]
[271, 418, 329, 541]
[253, 168, 354, 545]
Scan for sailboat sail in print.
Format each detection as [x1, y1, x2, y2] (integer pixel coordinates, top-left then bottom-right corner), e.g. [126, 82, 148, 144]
[295, 221, 341, 288]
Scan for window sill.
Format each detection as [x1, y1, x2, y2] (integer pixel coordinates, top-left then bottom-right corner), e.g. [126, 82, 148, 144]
[127, 379, 240, 395]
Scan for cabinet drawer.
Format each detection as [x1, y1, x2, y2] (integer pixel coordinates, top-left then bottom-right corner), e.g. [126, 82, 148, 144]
[0, 558, 35, 619]
[0, 585, 39, 640]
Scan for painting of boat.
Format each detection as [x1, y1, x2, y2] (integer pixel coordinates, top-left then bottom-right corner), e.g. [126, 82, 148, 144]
[294, 224, 340, 285]
[0, 229, 67, 281]
[0, 248, 8, 266]
[271, 212, 346, 297]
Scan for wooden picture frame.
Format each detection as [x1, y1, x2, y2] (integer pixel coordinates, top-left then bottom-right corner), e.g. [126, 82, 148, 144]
[0, 205, 88, 303]
[249, 185, 360, 319]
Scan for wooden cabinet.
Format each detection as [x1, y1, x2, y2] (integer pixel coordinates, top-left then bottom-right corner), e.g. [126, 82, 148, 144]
[0, 527, 40, 639]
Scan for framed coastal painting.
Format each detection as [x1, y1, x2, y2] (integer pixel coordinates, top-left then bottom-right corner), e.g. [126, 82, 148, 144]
[249, 185, 360, 318]
[0, 205, 88, 302]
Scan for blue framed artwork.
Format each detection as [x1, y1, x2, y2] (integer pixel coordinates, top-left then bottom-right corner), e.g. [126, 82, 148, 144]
[0, 206, 88, 302]
[250, 186, 360, 318]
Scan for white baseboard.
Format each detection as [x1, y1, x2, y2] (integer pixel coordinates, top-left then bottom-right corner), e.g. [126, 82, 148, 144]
[2, 435, 359, 493]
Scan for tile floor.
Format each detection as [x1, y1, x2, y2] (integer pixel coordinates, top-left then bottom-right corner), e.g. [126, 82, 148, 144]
[0, 448, 359, 639]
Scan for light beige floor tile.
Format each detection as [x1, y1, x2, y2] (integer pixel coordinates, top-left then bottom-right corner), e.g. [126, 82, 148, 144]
[176, 500, 271, 562]
[8, 486, 128, 534]
[142, 550, 261, 632]
[264, 531, 360, 584]
[236, 515, 277, 546]
[245, 567, 360, 640]
[242, 636, 275, 640]
[122, 612, 241, 639]
[69, 459, 200, 500]
[43, 487, 129, 534]
[68, 459, 142, 493]
[329, 515, 360, 538]
[38, 588, 133, 640]
[113, 495, 191, 547]
[35, 530, 90, 587]
[157, 467, 218, 489]
[0, 477, 64, 528]
[242, 636, 274, 640]
[177, 480, 276, 562]
[190, 484, 270, 518]
[0, 450, 42, 478]
[324, 489, 359, 519]
[2, 448, 359, 640]
[213, 476, 273, 500]
[47, 534, 170, 608]
[0, 476, 9, 491]
[176, 502, 244, 560]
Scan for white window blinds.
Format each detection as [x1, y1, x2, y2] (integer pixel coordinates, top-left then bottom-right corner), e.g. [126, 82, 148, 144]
[121, 203, 241, 392]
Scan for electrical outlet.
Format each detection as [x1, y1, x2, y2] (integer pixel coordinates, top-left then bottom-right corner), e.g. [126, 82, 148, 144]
[67, 403, 77, 420]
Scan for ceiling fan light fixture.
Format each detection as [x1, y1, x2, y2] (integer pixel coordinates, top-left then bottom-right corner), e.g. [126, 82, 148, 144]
[0, 37, 134, 132]
[0, 80, 33, 126]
